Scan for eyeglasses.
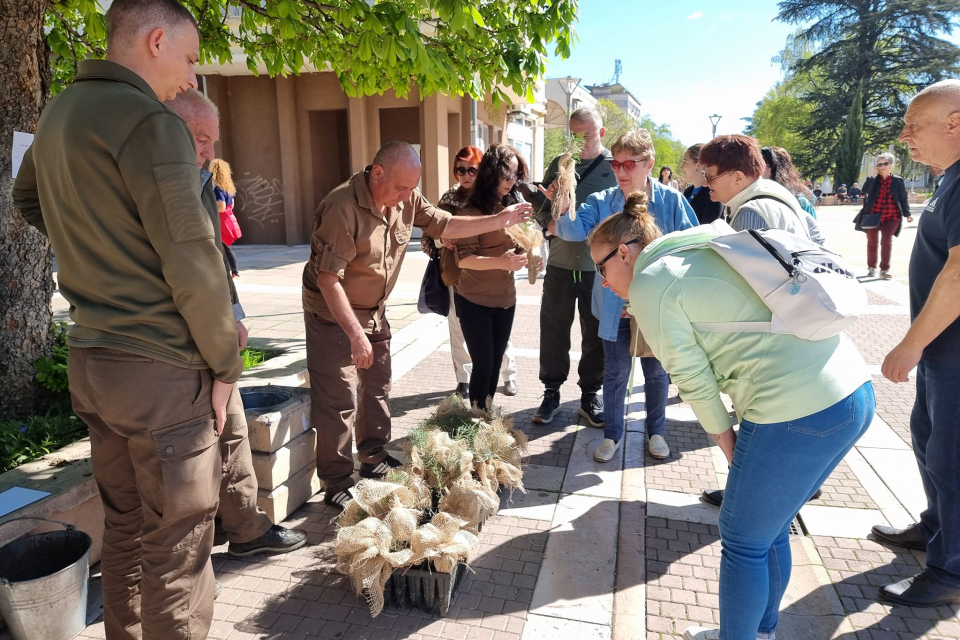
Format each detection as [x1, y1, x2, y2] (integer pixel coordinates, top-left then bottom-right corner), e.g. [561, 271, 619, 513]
[454, 166, 478, 176]
[611, 159, 646, 172]
[596, 239, 640, 277]
[701, 169, 735, 183]
[875, 162, 891, 167]
[500, 172, 519, 182]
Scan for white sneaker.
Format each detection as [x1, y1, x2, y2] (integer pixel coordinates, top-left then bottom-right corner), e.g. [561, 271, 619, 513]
[881, 270, 893, 280]
[867, 267, 878, 277]
[648, 434, 670, 459]
[593, 438, 621, 462]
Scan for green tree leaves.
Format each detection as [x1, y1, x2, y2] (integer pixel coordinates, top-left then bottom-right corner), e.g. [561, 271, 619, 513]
[44, 0, 579, 103]
[774, 0, 960, 176]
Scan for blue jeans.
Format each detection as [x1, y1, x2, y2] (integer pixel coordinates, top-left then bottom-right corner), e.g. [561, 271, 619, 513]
[718, 383, 875, 640]
[601, 318, 668, 442]
[913, 360, 960, 588]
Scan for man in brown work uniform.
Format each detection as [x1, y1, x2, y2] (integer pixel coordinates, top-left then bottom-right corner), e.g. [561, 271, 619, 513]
[302, 141, 532, 509]
[166, 89, 307, 557]
[12, 1, 233, 638]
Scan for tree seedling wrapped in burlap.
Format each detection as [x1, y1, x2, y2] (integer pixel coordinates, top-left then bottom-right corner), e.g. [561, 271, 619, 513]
[334, 517, 414, 617]
[409, 512, 480, 573]
[505, 222, 544, 285]
[551, 135, 585, 221]
[438, 478, 500, 535]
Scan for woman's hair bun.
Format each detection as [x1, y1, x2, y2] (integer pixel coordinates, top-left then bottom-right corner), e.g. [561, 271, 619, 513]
[623, 190, 649, 218]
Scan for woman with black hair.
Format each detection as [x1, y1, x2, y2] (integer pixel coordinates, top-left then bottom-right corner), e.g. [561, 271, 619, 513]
[658, 165, 679, 190]
[454, 145, 529, 410]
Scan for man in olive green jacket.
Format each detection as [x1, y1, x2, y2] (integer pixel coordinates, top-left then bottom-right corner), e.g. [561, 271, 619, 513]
[12, 1, 235, 638]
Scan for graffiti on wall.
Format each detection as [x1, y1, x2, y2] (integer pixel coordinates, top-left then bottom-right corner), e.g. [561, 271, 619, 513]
[236, 176, 285, 228]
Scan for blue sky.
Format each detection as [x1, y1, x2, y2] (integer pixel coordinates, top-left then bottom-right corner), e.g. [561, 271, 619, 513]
[545, 1, 960, 147]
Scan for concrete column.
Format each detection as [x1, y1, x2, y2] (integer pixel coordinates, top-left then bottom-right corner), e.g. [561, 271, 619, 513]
[347, 96, 368, 173]
[276, 76, 304, 244]
[420, 94, 446, 203]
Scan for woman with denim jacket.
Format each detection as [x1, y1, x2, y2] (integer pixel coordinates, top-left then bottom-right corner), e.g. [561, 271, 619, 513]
[549, 128, 697, 463]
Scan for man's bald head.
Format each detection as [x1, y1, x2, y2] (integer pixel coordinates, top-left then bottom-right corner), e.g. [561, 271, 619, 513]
[901, 80, 960, 168]
[165, 89, 220, 168]
[372, 141, 422, 173]
[368, 142, 422, 209]
[912, 80, 960, 116]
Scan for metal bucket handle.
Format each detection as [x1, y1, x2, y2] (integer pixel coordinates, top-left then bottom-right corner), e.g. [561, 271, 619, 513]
[0, 517, 77, 586]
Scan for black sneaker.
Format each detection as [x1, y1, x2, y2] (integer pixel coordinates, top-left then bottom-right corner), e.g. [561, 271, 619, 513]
[702, 487, 823, 507]
[455, 383, 469, 399]
[533, 389, 561, 424]
[324, 485, 357, 511]
[578, 394, 604, 428]
[228, 525, 307, 557]
[360, 453, 403, 479]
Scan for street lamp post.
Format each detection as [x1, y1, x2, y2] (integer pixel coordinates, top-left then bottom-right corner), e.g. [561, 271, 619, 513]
[709, 114, 722, 139]
[560, 76, 582, 136]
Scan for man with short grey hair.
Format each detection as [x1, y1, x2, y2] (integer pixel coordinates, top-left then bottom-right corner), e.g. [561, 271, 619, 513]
[12, 0, 232, 637]
[531, 107, 616, 426]
[876, 79, 960, 607]
[166, 89, 307, 558]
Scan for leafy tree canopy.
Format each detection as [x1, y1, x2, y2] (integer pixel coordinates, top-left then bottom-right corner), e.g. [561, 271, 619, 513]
[45, 0, 579, 104]
[774, 0, 960, 173]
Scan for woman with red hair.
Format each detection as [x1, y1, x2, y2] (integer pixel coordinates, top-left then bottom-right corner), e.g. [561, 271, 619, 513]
[422, 146, 518, 399]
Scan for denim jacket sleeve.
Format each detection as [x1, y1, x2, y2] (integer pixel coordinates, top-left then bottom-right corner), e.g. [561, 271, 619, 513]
[555, 191, 603, 242]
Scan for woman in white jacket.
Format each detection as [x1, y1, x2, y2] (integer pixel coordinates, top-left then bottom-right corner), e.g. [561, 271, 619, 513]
[699, 135, 824, 245]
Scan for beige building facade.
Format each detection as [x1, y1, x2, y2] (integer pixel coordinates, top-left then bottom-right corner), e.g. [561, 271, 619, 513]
[201, 71, 545, 245]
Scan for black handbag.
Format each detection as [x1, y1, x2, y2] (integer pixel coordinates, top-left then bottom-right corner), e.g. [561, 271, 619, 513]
[417, 255, 450, 316]
[859, 213, 881, 229]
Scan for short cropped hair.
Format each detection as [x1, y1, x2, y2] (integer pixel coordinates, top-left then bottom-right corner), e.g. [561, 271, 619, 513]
[875, 152, 896, 166]
[699, 134, 764, 179]
[611, 128, 655, 160]
[106, 0, 199, 53]
[570, 107, 602, 128]
[167, 88, 218, 122]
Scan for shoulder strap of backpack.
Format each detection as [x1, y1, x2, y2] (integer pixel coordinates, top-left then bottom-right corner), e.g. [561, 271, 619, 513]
[577, 153, 607, 182]
[742, 194, 799, 216]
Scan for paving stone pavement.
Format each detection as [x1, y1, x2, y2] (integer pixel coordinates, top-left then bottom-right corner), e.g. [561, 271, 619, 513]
[67, 204, 960, 640]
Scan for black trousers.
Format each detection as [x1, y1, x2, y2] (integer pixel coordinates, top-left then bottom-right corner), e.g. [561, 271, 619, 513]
[539, 265, 604, 395]
[454, 294, 516, 410]
[223, 243, 239, 275]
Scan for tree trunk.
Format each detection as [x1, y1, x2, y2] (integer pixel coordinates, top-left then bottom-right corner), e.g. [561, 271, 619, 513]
[0, 0, 53, 419]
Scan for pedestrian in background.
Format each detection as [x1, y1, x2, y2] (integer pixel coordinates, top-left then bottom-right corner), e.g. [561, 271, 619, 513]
[454, 145, 531, 411]
[849, 182, 863, 205]
[658, 165, 679, 190]
[210, 158, 242, 278]
[853, 152, 913, 279]
[877, 79, 960, 608]
[837, 183, 848, 203]
[680, 143, 723, 224]
[429, 145, 519, 399]
[814, 183, 824, 205]
[761, 146, 818, 219]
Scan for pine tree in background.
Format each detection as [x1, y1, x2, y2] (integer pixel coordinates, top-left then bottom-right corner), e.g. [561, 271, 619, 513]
[835, 82, 865, 190]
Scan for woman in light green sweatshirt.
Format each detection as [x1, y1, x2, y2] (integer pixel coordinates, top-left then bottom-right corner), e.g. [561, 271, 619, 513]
[588, 195, 875, 640]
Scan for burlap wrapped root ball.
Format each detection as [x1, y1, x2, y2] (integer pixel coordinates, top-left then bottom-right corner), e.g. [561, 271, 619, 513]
[505, 223, 543, 285]
[334, 471, 431, 530]
[334, 517, 414, 617]
[438, 479, 500, 534]
[551, 136, 585, 221]
[472, 414, 528, 494]
[410, 512, 480, 573]
[406, 427, 474, 491]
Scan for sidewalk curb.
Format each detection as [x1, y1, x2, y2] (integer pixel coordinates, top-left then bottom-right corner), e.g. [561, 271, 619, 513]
[796, 536, 857, 637]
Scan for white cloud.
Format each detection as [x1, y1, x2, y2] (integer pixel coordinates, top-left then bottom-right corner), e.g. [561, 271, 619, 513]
[687, 11, 703, 20]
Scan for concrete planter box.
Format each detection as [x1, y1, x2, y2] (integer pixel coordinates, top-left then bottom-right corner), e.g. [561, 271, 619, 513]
[241, 386, 319, 522]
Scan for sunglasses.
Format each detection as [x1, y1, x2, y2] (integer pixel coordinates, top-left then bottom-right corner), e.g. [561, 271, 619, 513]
[611, 159, 645, 172]
[454, 166, 478, 176]
[500, 172, 520, 182]
[596, 239, 640, 277]
[701, 169, 735, 183]
[875, 162, 891, 167]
